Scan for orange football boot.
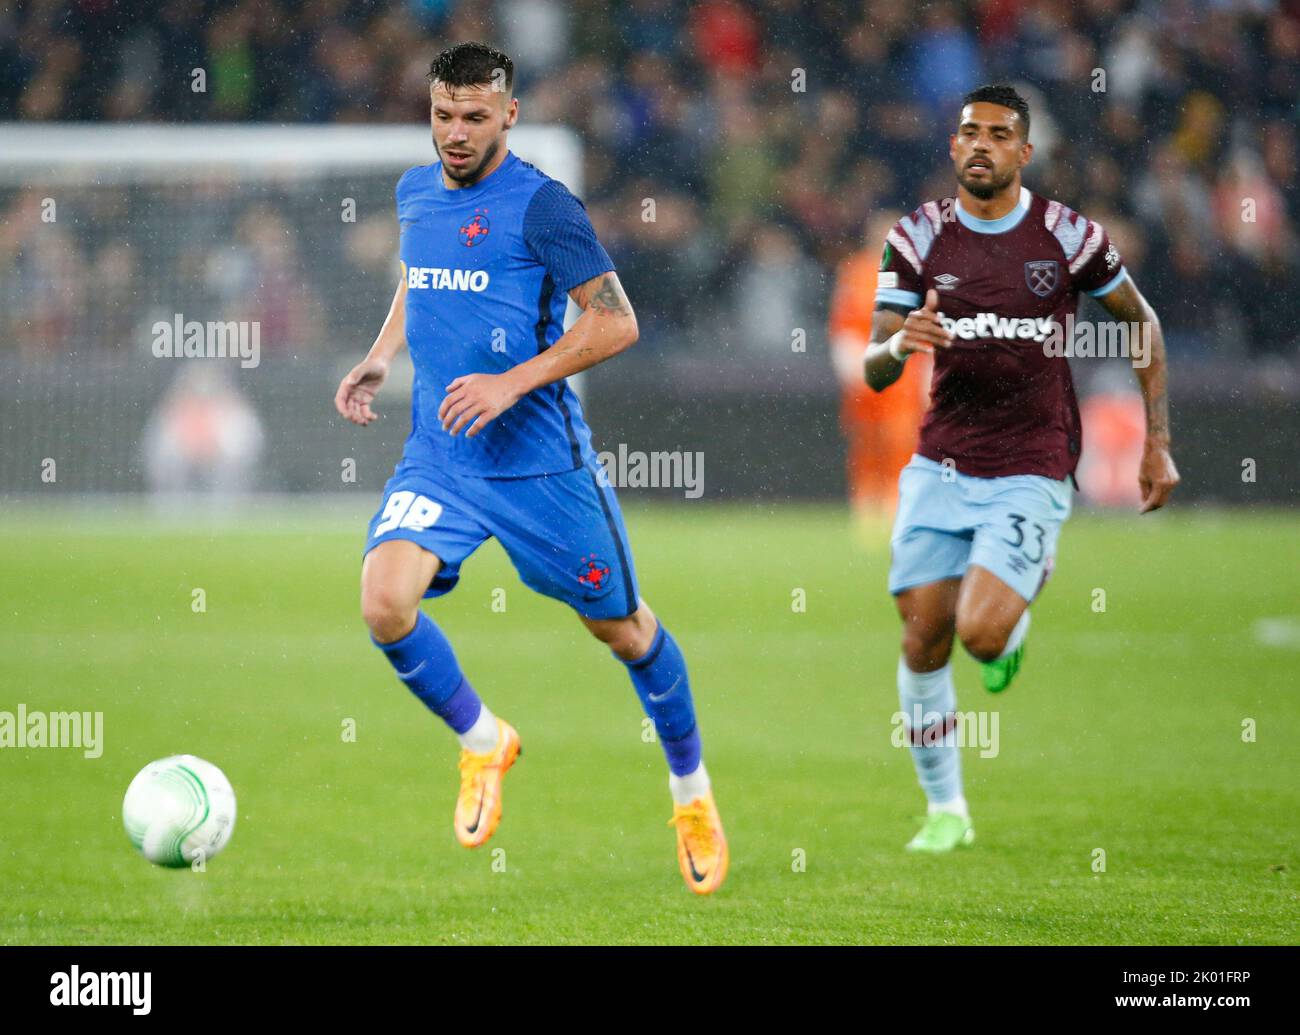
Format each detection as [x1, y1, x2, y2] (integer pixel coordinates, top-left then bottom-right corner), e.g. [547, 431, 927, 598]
[668, 790, 729, 894]
[454, 718, 521, 848]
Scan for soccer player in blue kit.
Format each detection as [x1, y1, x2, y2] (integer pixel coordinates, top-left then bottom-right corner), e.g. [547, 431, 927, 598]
[333, 42, 727, 894]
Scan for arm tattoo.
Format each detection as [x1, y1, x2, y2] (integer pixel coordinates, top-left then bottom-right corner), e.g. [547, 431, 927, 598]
[1100, 280, 1171, 443]
[1143, 380, 1170, 442]
[582, 274, 632, 316]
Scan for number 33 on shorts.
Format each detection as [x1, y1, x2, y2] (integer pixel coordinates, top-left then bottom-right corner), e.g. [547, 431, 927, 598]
[1002, 512, 1046, 564]
[888, 455, 1071, 603]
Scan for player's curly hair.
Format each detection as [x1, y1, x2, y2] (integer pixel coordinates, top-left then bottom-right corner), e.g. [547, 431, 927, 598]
[427, 41, 514, 93]
[962, 84, 1031, 140]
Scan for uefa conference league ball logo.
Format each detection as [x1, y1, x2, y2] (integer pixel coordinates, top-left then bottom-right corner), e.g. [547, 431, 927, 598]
[122, 754, 237, 869]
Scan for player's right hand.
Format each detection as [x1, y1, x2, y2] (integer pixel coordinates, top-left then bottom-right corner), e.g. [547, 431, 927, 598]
[900, 289, 954, 355]
[334, 357, 388, 426]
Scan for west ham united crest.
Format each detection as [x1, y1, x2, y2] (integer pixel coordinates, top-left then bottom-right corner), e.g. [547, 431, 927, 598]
[1024, 259, 1059, 297]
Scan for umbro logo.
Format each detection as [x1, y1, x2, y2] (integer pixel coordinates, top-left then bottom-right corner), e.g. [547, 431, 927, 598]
[934, 274, 960, 290]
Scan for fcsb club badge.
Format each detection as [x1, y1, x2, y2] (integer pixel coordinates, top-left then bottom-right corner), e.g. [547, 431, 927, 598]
[575, 554, 613, 598]
[1024, 260, 1059, 297]
[459, 209, 490, 246]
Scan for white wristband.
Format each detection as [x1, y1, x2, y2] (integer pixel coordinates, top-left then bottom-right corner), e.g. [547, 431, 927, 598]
[886, 329, 908, 363]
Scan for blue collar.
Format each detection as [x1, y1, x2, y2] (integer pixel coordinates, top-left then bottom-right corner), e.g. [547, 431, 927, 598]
[956, 186, 1032, 234]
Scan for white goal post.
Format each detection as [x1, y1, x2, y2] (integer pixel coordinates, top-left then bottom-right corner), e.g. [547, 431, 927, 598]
[0, 122, 583, 187]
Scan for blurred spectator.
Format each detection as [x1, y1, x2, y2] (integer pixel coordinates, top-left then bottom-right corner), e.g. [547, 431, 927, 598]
[142, 365, 266, 501]
[0, 0, 1295, 363]
[911, 1, 983, 118]
[1077, 375, 1145, 510]
[732, 224, 820, 356]
[828, 210, 931, 531]
[690, 0, 761, 76]
[500, 0, 570, 78]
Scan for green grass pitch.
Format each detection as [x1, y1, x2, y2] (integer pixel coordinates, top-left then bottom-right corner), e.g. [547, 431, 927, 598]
[1, 502, 1296, 944]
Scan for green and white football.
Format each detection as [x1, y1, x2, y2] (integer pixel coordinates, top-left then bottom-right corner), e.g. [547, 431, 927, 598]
[122, 755, 237, 868]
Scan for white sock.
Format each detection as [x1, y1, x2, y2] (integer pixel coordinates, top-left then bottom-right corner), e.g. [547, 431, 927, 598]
[928, 795, 969, 820]
[458, 703, 499, 754]
[998, 610, 1031, 660]
[898, 658, 965, 811]
[669, 761, 711, 805]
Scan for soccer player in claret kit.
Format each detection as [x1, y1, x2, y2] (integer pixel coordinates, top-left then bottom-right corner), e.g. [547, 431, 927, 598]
[334, 43, 727, 893]
[864, 85, 1180, 853]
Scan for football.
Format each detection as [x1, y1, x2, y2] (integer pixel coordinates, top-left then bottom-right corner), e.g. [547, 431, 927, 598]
[122, 755, 237, 868]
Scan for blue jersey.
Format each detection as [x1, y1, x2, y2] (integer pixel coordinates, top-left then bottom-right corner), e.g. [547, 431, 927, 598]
[395, 151, 615, 477]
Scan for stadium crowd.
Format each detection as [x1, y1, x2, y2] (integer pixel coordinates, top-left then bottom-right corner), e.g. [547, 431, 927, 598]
[2, 0, 1297, 363]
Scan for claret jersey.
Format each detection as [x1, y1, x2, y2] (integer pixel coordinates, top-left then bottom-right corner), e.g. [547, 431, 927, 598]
[875, 186, 1128, 480]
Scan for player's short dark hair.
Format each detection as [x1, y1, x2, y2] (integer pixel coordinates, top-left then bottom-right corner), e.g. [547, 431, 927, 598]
[961, 84, 1030, 140]
[427, 41, 514, 94]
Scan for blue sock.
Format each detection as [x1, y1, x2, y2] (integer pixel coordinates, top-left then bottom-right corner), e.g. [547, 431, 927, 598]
[897, 657, 964, 808]
[374, 611, 482, 734]
[621, 624, 701, 776]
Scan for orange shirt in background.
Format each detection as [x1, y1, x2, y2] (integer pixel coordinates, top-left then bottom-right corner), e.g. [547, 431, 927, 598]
[829, 250, 932, 513]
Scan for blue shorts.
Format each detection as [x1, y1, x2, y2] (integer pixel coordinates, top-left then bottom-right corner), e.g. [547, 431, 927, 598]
[888, 454, 1073, 603]
[363, 457, 640, 620]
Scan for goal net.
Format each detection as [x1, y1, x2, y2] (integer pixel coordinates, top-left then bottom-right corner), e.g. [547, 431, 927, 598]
[0, 123, 583, 497]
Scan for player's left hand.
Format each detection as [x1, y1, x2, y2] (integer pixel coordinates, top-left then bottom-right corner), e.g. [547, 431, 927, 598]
[439, 372, 525, 437]
[1138, 439, 1180, 514]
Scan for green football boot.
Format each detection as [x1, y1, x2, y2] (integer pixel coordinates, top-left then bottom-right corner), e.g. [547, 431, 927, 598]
[905, 811, 975, 853]
[981, 641, 1024, 693]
